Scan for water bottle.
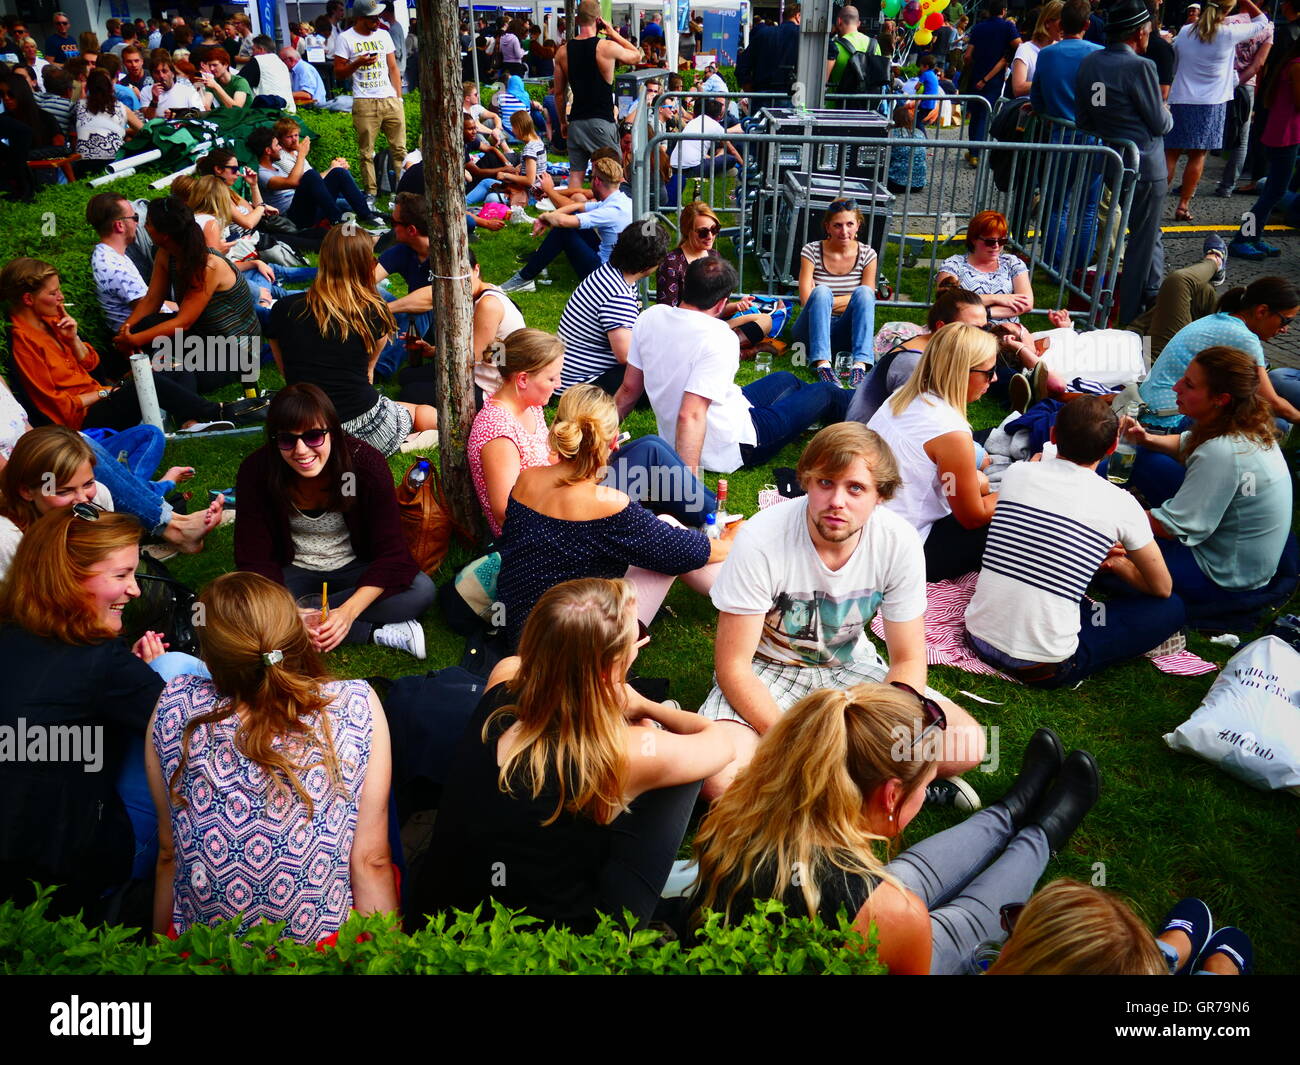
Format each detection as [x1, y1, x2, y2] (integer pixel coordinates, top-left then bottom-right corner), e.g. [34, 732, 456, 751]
[705, 512, 720, 540]
[1107, 402, 1139, 485]
[408, 459, 430, 489]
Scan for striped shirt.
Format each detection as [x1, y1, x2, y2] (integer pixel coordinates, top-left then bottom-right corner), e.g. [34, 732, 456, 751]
[800, 240, 877, 298]
[965, 458, 1151, 662]
[556, 262, 640, 393]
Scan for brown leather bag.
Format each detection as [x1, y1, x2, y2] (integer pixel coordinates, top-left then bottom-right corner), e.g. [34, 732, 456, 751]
[396, 459, 471, 575]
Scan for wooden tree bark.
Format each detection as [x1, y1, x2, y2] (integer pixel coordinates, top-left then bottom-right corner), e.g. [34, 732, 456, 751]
[416, 0, 482, 539]
[565, 0, 575, 38]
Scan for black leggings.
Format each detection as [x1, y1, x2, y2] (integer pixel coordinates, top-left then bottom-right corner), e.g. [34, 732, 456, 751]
[81, 375, 221, 431]
[598, 780, 702, 925]
[924, 514, 989, 582]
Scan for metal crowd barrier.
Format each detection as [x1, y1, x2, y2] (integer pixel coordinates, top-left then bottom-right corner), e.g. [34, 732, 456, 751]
[630, 96, 1140, 329]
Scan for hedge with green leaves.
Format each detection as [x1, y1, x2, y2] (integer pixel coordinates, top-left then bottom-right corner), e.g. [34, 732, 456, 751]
[1, 888, 883, 975]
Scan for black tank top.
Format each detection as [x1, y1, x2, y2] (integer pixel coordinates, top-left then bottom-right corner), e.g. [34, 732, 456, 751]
[414, 684, 614, 932]
[566, 35, 614, 123]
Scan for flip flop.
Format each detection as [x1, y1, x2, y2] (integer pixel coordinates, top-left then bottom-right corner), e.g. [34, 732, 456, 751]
[1174, 207, 1194, 223]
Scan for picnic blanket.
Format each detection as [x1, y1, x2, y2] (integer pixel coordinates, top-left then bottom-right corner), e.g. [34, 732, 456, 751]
[115, 108, 320, 173]
[869, 571, 1219, 681]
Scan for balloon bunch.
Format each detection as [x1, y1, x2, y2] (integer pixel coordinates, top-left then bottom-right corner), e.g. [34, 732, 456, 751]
[881, 0, 950, 45]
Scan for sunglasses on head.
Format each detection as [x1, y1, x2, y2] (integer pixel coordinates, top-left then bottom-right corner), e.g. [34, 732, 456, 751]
[889, 681, 947, 754]
[979, 235, 1009, 247]
[72, 501, 106, 522]
[828, 199, 858, 213]
[696, 225, 719, 239]
[275, 428, 329, 451]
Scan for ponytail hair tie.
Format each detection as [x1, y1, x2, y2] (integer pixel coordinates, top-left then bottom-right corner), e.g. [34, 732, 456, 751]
[262, 649, 284, 666]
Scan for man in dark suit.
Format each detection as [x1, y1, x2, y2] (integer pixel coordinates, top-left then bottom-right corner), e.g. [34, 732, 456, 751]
[736, 2, 801, 96]
[1075, 0, 1172, 327]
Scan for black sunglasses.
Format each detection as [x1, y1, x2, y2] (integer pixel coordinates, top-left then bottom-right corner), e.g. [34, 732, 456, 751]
[275, 428, 329, 451]
[695, 225, 719, 239]
[119, 213, 139, 224]
[978, 236, 1009, 247]
[890, 681, 947, 753]
[1275, 310, 1296, 328]
[1000, 902, 1025, 935]
[969, 365, 998, 381]
[72, 501, 106, 521]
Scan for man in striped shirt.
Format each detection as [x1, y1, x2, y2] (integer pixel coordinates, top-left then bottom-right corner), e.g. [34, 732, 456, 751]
[965, 396, 1183, 686]
[556, 223, 666, 396]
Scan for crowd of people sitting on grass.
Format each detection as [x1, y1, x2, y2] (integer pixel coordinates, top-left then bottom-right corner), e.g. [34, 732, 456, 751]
[1, 0, 1297, 977]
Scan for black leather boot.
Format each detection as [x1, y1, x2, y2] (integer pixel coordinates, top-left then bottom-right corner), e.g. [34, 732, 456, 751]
[1030, 749, 1100, 854]
[996, 727, 1064, 829]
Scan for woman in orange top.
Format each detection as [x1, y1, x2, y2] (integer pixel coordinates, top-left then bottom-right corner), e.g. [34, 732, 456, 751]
[2, 258, 239, 433]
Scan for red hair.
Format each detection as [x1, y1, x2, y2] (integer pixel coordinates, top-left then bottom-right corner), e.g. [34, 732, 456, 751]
[966, 210, 1009, 251]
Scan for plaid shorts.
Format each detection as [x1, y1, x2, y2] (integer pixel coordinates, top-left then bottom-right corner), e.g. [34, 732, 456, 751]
[699, 654, 944, 731]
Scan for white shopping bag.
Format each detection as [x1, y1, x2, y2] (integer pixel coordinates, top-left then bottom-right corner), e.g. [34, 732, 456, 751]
[1164, 636, 1300, 797]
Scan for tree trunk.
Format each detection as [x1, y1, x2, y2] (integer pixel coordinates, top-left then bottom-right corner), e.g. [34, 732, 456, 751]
[565, 0, 575, 39]
[416, 0, 482, 539]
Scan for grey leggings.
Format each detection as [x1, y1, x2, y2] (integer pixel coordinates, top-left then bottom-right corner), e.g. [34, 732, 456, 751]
[884, 804, 1051, 975]
[283, 560, 436, 644]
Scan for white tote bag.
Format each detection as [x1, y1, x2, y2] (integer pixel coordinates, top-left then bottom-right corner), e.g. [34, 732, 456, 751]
[1164, 636, 1300, 797]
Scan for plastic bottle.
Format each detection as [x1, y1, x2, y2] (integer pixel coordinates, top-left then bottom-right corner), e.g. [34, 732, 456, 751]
[705, 512, 720, 539]
[408, 459, 430, 489]
[1107, 401, 1139, 484]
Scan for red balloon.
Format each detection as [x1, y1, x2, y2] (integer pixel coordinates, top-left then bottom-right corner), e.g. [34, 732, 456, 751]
[925, 12, 944, 28]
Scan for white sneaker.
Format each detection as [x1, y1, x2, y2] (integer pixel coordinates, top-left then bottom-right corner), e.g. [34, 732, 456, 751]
[508, 205, 531, 225]
[500, 272, 536, 293]
[177, 419, 236, 433]
[373, 619, 426, 660]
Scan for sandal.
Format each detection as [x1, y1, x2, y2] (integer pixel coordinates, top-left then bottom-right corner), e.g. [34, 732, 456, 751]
[1174, 207, 1194, 223]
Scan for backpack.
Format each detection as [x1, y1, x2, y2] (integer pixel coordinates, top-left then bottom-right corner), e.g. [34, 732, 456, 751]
[395, 459, 473, 576]
[835, 36, 891, 96]
[988, 97, 1035, 193]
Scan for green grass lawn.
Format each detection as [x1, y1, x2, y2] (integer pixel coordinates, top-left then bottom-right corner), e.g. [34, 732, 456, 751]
[3, 129, 1297, 973]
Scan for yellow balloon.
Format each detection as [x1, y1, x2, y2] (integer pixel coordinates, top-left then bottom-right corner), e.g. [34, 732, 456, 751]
[913, 28, 934, 44]
[931, 0, 949, 10]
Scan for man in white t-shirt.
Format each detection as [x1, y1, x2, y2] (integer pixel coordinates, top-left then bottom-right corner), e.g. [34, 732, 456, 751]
[667, 98, 742, 203]
[145, 56, 208, 118]
[333, 0, 407, 199]
[699, 422, 988, 798]
[966, 396, 1183, 686]
[615, 256, 849, 474]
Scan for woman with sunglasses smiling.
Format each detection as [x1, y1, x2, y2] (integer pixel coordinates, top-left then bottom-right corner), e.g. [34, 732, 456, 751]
[688, 690, 1099, 974]
[867, 323, 1000, 581]
[792, 199, 878, 389]
[0, 509, 176, 920]
[936, 211, 1034, 324]
[234, 383, 435, 660]
[656, 202, 787, 353]
[411, 577, 735, 932]
[1139, 276, 1300, 433]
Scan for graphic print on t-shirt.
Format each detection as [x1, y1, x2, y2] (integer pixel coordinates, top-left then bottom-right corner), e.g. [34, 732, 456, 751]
[760, 588, 885, 668]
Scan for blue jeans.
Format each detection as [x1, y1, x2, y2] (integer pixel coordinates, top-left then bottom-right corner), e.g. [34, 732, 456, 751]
[1240, 143, 1300, 242]
[740, 371, 850, 468]
[243, 263, 317, 303]
[115, 652, 211, 879]
[377, 287, 433, 379]
[967, 78, 1004, 154]
[604, 434, 717, 526]
[521, 226, 601, 282]
[83, 428, 172, 533]
[973, 594, 1186, 687]
[791, 285, 876, 368]
[1269, 367, 1300, 434]
[466, 175, 502, 205]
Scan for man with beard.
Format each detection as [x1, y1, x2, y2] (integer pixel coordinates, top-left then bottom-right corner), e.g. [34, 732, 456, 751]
[695, 420, 987, 802]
